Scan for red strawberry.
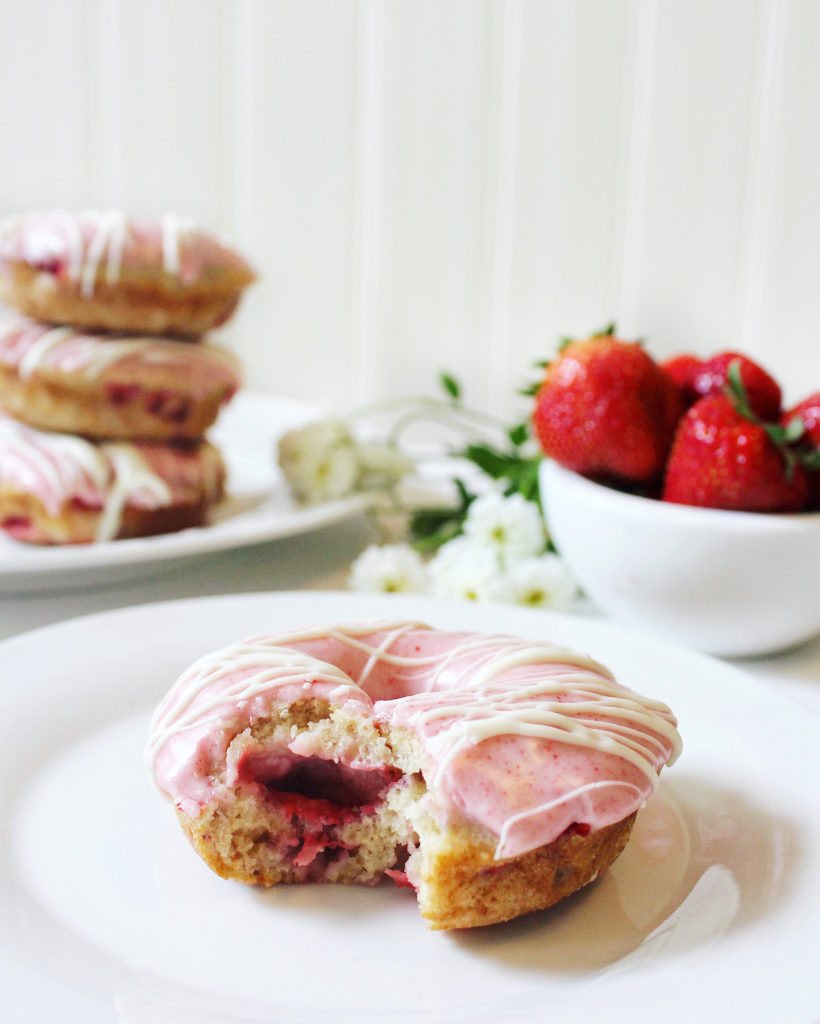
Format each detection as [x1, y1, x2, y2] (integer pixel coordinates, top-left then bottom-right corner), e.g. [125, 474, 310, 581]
[663, 394, 808, 512]
[783, 392, 820, 446]
[782, 392, 820, 510]
[532, 330, 684, 484]
[691, 351, 781, 420]
[661, 353, 703, 407]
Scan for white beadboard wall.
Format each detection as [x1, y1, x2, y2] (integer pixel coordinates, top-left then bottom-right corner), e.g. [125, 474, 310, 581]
[0, 0, 818, 417]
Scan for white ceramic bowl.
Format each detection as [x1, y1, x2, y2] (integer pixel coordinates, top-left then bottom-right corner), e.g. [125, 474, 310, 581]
[540, 459, 820, 657]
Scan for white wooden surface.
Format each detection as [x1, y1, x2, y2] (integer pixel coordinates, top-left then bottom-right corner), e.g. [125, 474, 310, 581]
[0, 0, 817, 415]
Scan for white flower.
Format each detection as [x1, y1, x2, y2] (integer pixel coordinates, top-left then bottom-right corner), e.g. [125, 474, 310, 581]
[427, 536, 499, 602]
[349, 543, 428, 594]
[278, 420, 359, 503]
[355, 441, 414, 491]
[462, 491, 546, 561]
[491, 554, 578, 611]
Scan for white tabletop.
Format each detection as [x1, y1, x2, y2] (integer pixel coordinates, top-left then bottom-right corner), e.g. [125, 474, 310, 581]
[2, 512, 819, 719]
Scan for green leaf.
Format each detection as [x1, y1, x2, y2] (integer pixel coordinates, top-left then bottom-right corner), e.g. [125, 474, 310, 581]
[440, 372, 461, 400]
[519, 381, 541, 397]
[801, 448, 820, 471]
[410, 515, 466, 553]
[783, 414, 806, 444]
[407, 476, 476, 553]
[452, 477, 475, 508]
[725, 359, 757, 422]
[461, 443, 518, 480]
[764, 423, 788, 447]
[507, 422, 530, 446]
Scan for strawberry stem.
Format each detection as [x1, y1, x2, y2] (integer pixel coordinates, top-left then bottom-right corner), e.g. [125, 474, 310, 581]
[723, 359, 820, 480]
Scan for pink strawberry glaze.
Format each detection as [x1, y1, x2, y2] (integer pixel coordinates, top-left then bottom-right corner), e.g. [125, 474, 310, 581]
[0, 414, 223, 539]
[147, 623, 681, 860]
[0, 413, 109, 517]
[0, 209, 255, 289]
[0, 315, 241, 399]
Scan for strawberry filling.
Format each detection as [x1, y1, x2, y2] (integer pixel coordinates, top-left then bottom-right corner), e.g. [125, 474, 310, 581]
[107, 383, 140, 407]
[2, 515, 40, 540]
[31, 257, 67, 278]
[70, 495, 104, 511]
[235, 747, 402, 873]
[104, 382, 192, 425]
[384, 868, 416, 890]
[146, 389, 191, 424]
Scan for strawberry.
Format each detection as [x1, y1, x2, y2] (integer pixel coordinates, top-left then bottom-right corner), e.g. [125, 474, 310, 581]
[783, 392, 820, 446]
[661, 353, 703, 407]
[532, 329, 684, 484]
[691, 351, 782, 420]
[782, 392, 820, 510]
[662, 390, 808, 512]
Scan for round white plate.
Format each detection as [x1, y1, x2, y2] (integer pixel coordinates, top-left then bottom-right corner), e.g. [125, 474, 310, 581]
[0, 392, 365, 593]
[1, 592, 817, 1023]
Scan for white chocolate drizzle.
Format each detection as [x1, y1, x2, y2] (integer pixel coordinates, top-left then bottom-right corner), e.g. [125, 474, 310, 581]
[77, 210, 129, 297]
[16, 326, 76, 379]
[0, 315, 239, 381]
[161, 213, 197, 276]
[95, 444, 172, 542]
[146, 643, 353, 770]
[0, 416, 172, 540]
[0, 210, 205, 297]
[0, 414, 109, 516]
[146, 623, 682, 857]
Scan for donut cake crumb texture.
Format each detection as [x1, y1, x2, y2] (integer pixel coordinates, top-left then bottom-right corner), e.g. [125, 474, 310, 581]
[0, 209, 251, 544]
[147, 622, 681, 930]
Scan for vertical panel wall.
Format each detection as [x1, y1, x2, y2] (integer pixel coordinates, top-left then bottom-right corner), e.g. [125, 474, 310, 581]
[0, 0, 817, 416]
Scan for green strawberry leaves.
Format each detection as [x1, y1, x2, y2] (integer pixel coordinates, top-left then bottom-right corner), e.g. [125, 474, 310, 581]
[724, 360, 819, 480]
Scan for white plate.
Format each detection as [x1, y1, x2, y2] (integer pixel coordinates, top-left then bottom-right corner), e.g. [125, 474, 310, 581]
[1, 591, 817, 1023]
[0, 392, 365, 593]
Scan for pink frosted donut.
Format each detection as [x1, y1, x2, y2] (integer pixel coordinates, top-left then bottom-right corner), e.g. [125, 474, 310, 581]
[0, 210, 256, 335]
[0, 413, 225, 544]
[147, 622, 681, 929]
[0, 314, 240, 440]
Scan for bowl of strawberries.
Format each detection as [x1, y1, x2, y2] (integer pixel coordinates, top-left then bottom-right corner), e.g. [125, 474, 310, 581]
[533, 327, 820, 657]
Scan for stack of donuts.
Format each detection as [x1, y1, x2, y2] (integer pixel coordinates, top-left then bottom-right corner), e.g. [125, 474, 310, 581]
[0, 210, 255, 544]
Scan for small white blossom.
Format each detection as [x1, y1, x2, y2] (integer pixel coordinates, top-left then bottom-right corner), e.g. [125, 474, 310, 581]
[278, 420, 359, 503]
[462, 491, 546, 561]
[427, 536, 499, 602]
[349, 543, 428, 594]
[355, 441, 414, 491]
[490, 554, 578, 611]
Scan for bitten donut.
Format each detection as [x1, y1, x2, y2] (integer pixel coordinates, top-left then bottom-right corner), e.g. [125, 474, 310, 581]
[147, 622, 681, 930]
[0, 414, 225, 544]
[0, 314, 241, 440]
[0, 210, 256, 336]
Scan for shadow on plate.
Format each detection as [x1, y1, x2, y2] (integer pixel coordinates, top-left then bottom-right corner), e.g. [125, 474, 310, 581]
[453, 773, 798, 975]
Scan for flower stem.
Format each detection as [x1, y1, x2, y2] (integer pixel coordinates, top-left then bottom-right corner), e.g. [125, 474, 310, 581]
[345, 395, 511, 442]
